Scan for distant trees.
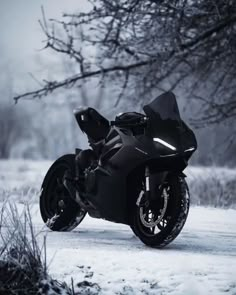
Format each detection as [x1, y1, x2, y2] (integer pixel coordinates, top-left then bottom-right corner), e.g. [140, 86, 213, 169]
[0, 104, 29, 159]
[0, 70, 30, 159]
[14, 0, 236, 126]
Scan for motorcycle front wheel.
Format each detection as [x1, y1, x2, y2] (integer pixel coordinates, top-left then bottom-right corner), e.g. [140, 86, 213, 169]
[130, 175, 189, 248]
[40, 154, 86, 231]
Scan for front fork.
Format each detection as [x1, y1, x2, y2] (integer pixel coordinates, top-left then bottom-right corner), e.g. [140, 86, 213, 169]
[137, 165, 168, 206]
[145, 166, 151, 200]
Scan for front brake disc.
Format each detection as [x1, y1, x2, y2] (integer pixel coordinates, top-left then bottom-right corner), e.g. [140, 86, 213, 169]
[139, 188, 169, 228]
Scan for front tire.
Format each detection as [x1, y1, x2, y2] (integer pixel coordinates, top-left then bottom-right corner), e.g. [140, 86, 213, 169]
[130, 175, 189, 248]
[40, 154, 86, 231]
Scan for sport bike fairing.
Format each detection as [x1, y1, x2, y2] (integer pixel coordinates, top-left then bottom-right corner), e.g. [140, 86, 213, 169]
[84, 92, 197, 224]
[143, 91, 197, 154]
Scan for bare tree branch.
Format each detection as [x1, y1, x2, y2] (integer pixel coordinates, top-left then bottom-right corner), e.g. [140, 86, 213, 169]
[15, 0, 236, 126]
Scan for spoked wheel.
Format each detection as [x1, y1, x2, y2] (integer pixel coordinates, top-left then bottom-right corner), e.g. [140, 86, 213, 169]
[130, 175, 189, 248]
[40, 154, 86, 231]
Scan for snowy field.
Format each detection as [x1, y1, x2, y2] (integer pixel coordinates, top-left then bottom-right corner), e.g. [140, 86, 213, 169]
[0, 160, 236, 294]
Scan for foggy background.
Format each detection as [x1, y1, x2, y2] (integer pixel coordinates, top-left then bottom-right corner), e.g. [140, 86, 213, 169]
[0, 0, 235, 166]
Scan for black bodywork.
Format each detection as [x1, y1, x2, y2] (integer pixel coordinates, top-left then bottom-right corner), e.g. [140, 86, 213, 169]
[73, 92, 197, 225]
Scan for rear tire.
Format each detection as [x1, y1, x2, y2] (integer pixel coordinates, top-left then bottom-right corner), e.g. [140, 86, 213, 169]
[40, 154, 86, 231]
[130, 175, 189, 248]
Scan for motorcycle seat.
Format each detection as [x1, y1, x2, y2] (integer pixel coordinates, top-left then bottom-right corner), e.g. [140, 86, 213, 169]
[74, 107, 110, 142]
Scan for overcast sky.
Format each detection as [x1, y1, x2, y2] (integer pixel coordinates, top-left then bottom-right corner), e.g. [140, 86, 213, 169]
[0, 0, 89, 88]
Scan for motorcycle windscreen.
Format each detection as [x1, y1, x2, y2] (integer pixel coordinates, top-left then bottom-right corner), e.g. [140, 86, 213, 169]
[143, 91, 195, 152]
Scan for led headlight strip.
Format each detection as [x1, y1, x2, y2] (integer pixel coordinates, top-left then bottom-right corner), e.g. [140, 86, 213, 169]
[153, 137, 176, 151]
[184, 147, 195, 152]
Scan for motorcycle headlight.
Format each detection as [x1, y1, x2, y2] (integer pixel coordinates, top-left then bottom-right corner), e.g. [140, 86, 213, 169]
[153, 137, 176, 151]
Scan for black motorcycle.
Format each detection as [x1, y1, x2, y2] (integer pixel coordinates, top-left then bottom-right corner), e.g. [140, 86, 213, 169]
[40, 91, 197, 248]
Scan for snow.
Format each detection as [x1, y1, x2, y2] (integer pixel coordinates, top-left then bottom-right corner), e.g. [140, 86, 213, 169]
[30, 206, 236, 295]
[0, 160, 236, 294]
[0, 159, 51, 191]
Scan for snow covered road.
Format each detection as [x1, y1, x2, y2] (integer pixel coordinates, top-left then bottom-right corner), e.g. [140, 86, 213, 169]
[0, 160, 236, 294]
[30, 206, 236, 295]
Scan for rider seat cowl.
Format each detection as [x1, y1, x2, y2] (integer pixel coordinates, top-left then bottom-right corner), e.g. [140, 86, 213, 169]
[74, 107, 110, 142]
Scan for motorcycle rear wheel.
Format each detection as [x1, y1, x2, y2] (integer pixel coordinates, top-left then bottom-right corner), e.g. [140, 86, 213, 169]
[130, 175, 189, 248]
[40, 154, 86, 231]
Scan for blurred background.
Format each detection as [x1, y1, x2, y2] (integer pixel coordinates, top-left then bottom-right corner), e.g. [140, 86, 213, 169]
[0, 0, 235, 167]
